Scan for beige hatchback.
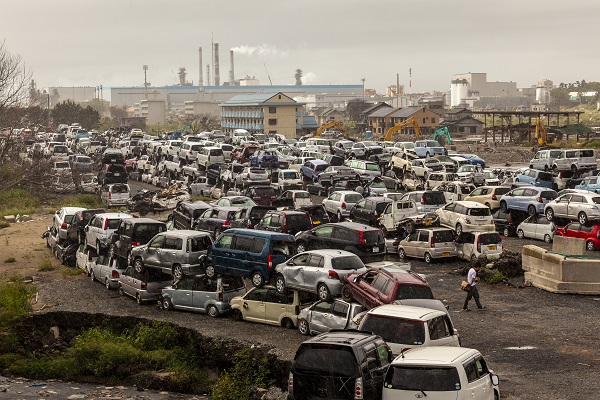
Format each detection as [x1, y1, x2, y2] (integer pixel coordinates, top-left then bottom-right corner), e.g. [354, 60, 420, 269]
[464, 185, 511, 210]
[398, 227, 457, 264]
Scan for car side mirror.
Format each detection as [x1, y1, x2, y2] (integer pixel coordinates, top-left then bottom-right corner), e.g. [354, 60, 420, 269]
[491, 374, 499, 386]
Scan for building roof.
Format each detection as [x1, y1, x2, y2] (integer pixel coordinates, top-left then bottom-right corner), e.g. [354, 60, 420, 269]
[368, 107, 399, 118]
[362, 102, 392, 115]
[388, 106, 424, 118]
[302, 115, 319, 128]
[445, 107, 470, 115]
[221, 92, 294, 106]
[444, 116, 484, 126]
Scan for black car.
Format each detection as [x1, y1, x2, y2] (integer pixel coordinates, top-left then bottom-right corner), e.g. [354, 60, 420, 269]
[295, 221, 386, 262]
[194, 206, 237, 238]
[98, 163, 128, 185]
[101, 149, 125, 165]
[170, 201, 212, 230]
[493, 209, 528, 237]
[109, 218, 167, 260]
[350, 197, 391, 226]
[300, 204, 331, 228]
[288, 330, 392, 400]
[230, 205, 275, 229]
[321, 154, 345, 167]
[67, 208, 107, 244]
[255, 210, 312, 235]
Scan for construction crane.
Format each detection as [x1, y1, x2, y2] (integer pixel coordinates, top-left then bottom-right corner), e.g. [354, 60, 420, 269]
[316, 120, 347, 138]
[384, 117, 421, 142]
[433, 126, 452, 145]
[535, 117, 557, 147]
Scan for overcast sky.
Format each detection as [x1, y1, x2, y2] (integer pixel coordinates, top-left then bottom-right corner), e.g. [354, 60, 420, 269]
[3, 0, 599, 97]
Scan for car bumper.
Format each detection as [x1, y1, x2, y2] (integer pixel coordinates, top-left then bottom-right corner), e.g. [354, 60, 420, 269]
[463, 223, 496, 232]
[431, 248, 458, 258]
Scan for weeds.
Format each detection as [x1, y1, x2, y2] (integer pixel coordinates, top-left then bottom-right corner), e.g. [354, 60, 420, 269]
[0, 281, 35, 328]
[37, 258, 55, 272]
[0, 220, 9, 229]
[0, 189, 40, 217]
[4, 257, 16, 263]
[49, 194, 103, 210]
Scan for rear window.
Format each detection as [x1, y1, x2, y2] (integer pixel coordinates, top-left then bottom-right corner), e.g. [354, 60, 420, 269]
[294, 345, 357, 376]
[133, 223, 167, 243]
[361, 315, 425, 345]
[331, 256, 364, 271]
[395, 285, 434, 300]
[494, 187, 511, 196]
[375, 202, 389, 214]
[295, 191, 310, 199]
[55, 162, 70, 168]
[189, 235, 213, 252]
[366, 163, 380, 171]
[385, 366, 461, 392]
[423, 192, 446, 205]
[479, 233, 501, 245]
[285, 214, 311, 230]
[250, 168, 265, 174]
[315, 164, 328, 172]
[145, 268, 172, 283]
[592, 198, 600, 205]
[468, 207, 491, 217]
[538, 172, 553, 181]
[255, 187, 275, 196]
[433, 230, 454, 243]
[209, 149, 223, 156]
[345, 194, 363, 203]
[283, 171, 298, 179]
[107, 219, 122, 230]
[540, 191, 557, 200]
[111, 184, 129, 193]
[53, 146, 68, 153]
[76, 156, 91, 162]
[363, 230, 383, 245]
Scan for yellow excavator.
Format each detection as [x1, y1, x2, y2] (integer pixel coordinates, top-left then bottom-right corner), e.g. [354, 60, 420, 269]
[535, 117, 557, 147]
[384, 117, 421, 142]
[315, 120, 346, 138]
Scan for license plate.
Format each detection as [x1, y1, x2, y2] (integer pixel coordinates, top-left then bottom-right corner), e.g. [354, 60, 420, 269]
[442, 252, 450, 257]
[373, 246, 379, 252]
[424, 220, 431, 225]
[489, 245, 496, 250]
[313, 220, 321, 225]
[114, 173, 120, 176]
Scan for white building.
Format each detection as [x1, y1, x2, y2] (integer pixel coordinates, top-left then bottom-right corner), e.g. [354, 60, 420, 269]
[450, 73, 518, 108]
[136, 99, 166, 125]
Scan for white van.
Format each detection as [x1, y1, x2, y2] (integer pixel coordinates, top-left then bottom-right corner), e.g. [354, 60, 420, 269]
[529, 149, 562, 171]
[455, 231, 502, 261]
[100, 183, 131, 207]
[232, 129, 251, 145]
[305, 138, 332, 154]
[551, 149, 597, 172]
[383, 346, 500, 400]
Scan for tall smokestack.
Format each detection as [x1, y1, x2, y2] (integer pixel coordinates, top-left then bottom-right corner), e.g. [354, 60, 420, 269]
[214, 43, 220, 86]
[206, 64, 210, 87]
[229, 50, 235, 86]
[198, 47, 203, 86]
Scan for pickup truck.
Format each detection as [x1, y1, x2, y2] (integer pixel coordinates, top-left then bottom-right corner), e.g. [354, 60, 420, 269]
[270, 169, 303, 193]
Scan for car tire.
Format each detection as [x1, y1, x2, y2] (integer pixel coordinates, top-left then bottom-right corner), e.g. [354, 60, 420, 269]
[456, 223, 463, 236]
[136, 293, 142, 305]
[341, 284, 353, 302]
[398, 248, 406, 259]
[207, 304, 220, 318]
[527, 205, 536, 216]
[544, 234, 552, 243]
[545, 208, 554, 221]
[337, 211, 343, 222]
[118, 286, 124, 296]
[172, 264, 183, 280]
[517, 229, 525, 239]
[317, 283, 331, 301]
[232, 309, 243, 321]
[296, 242, 307, 253]
[281, 317, 294, 329]
[133, 258, 144, 274]
[586, 241, 595, 251]
[105, 278, 111, 290]
[500, 201, 507, 213]
[90, 269, 95, 282]
[205, 262, 215, 278]
[275, 275, 286, 293]
[251, 271, 265, 287]
[503, 227, 511, 237]
[96, 240, 102, 253]
[579, 212, 588, 226]
[424, 252, 432, 264]
[298, 319, 310, 335]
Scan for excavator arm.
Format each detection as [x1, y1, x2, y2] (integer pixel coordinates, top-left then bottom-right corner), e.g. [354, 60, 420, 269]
[384, 117, 421, 142]
[316, 120, 346, 138]
[433, 127, 452, 145]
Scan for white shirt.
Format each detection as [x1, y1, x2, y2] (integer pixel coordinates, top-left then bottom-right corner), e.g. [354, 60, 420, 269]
[467, 268, 478, 286]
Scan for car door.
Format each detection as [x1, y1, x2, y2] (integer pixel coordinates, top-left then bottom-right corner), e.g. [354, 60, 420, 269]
[264, 288, 291, 324]
[416, 230, 430, 259]
[509, 188, 526, 210]
[553, 194, 570, 217]
[306, 300, 334, 334]
[144, 234, 166, 268]
[303, 254, 324, 292]
[428, 315, 459, 347]
[282, 253, 311, 289]
[567, 194, 585, 220]
[241, 288, 268, 322]
[309, 225, 335, 250]
[438, 202, 456, 226]
[171, 276, 195, 309]
[353, 199, 367, 222]
[159, 236, 182, 271]
[534, 216, 551, 240]
[403, 231, 420, 257]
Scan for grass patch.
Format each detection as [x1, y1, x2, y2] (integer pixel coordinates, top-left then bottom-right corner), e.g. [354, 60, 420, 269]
[4, 257, 16, 263]
[0, 281, 35, 328]
[62, 267, 84, 276]
[0, 220, 9, 230]
[37, 258, 55, 272]
[0, 189, 40, 217]
[191, 195, 212, 203]
[58, 194, 103, 209]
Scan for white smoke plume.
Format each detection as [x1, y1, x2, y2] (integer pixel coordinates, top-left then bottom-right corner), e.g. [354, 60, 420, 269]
[230, 44, 289, 57]
[302, 72, 317, 84]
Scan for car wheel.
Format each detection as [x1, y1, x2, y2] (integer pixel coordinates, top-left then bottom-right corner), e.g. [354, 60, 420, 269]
[544, 234, 552, 243]
[281, 317, 294, 329]
[424, 252, 432, 264]
[579, 212, 588, 225]
[136, 293, 142, 305]
[118, 286, 124, 296]
[297, 242, 307, 253]
[96, 240, 102, 253]
[545, 208, 554, 221]
[105, 278, 111, 290]
[317, 283, 331, 301]
[172, 264, 183, 280]
[133, 258, 144, 274]
[586, 241, 595, 251]
[205, 262, 215, 278]
[503, 227, 511, 237]
[275, 275, 286, 293]
[207, 304, 220, 318]
[515, 178, 519, 182]
[517, 229, 525, 239]
[231, 309, 243, 321]
[337, 211, 343, 222]
[527, 205, 536, 216]
[398, 248, 406, 259]
[455, 223, 463, 236]
[298, 318, 310, 335]
[500, 201, 507, 213]
[90, 269, 95, 282]
[341, 284, 353, 302]
[251, 271, 265, 287]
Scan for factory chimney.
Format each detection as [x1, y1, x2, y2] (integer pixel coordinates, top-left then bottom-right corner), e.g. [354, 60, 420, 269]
[229, 50, 235, 86]
[206, 64, 211, 87]
[214, 43, 220, 86]
[198, 47, 203, 86]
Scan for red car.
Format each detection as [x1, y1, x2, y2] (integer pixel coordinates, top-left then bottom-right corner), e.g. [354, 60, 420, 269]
[555, 222, 600, 251]
[341, 265, 433, 310]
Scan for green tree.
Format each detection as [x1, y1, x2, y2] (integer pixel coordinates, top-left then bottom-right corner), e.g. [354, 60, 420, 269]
[51, 100, 100, 129]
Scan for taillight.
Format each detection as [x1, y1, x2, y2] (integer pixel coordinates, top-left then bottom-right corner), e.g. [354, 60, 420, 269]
[597, 230, 600, 239]
[131, 242, 140, 247]
[477, 235, 481, 252]
[61, 222, 67, 230]
[247, 173, 250, 178]
[357, 230, 365, 244]
[342, 202, 346, 209]
[328, 269, 340, 280]
[354, 377, 363, 400]
[218, 292, 223, 301]
[247, 223, 253, 228]
[255, 196, 262, 201]
[189, 150, 192, 154]
[536, 196, 543, 203]
[288, 372, 294, 395]
[421, 195, 425, 204]
[268, 254, 273, 269]
[294, 305, 300, 315]
[222, 220, 230, 227]
[103, 219, 108, 230]
[430, 234, 435, 247]
[282, 215, 287, 232]
[108, 192, 112, 199]
[141, 281, 147, 289]
[111, 270, 119, 279]
[491, 194, 497, 200]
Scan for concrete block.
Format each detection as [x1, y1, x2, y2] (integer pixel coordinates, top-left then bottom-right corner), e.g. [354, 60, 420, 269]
[3, 215, 16, 223]
[553, 235, 586, 256]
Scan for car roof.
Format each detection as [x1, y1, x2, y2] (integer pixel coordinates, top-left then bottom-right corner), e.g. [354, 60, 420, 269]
[60, 207, 87, 214]
[391, 346, 481, 365]
[119, 217, 165, 225]
[309, 159, 329, 165]
[300, 249, 358, 258]
[95, 212, 133, 219]
[336, 221, 380, 231]
[454, 200, 491, 208]
[366, 304, 444, 320]
[303, 330, 379, 347]
[161, 230, 211, 238]
[224, 228, 295, 239]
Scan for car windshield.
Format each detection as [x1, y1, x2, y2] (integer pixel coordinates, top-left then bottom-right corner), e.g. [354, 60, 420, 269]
[423, 192, 446, 205]
[371, 181, 386, 188]
[385, 366, 461, 391]
[460, 165, 474, 172]
[286, 214, 311, 230]
[361, 315, 426, 345]
[342, 142, 354, 148]
[331, 256, 364, 271]
[362, 141, 377, 147]
[294, 345, 357, 376]
[468, 207, 491, 216]
[295, 191, 310, 199]
[231, 198, 257, 206]
[402, 143, 415, 149]
[426, 141, 440, 147]
[386, 193, 403, 201]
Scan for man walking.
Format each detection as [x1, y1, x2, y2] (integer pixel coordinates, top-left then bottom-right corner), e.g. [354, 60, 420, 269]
[463, 264, 485, 311]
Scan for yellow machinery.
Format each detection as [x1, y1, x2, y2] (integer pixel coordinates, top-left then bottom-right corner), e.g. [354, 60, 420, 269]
[384, 117, 421, 142]
[535, 117, 556, 147]
[316, 120, 346, 138]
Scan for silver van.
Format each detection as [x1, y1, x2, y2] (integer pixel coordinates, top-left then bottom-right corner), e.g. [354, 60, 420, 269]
[118, 266, 173, 304]
[398, 227, 457, 263]
[551, 148, 597, 172]
[529, 149, 562, 171]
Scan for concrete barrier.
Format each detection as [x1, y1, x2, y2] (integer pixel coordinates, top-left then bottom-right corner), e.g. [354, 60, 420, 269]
[522, 239, 600, 294]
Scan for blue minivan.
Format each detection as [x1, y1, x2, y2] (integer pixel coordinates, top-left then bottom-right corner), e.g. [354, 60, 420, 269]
[515, 168, 553, 189]
[205, 229, 296, 287]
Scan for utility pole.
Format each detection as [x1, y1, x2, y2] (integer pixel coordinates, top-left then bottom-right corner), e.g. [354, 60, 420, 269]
[143, 65, 148, 99]
[361, 78, 365, 101]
